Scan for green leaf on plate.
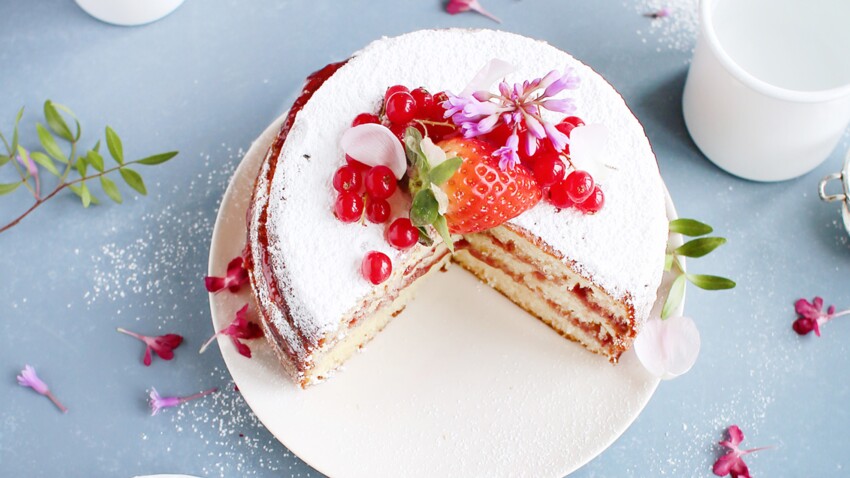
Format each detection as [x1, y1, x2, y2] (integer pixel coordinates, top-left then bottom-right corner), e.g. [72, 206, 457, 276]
[686, 274, 736, 290]
[36, 123, 67, 163]
[44, 100, 74, 142]
[0, 181, 22, 196]
[105, 126, 124, 164]
[100, 175, 122, 203]
[119, 167, 146, 195]
[669, 218, 713, 236]
[661, 274, 687, 319]
[137, 151, 178, 166]
[30, 151, 59, 176]
[674, 237, 727, 258]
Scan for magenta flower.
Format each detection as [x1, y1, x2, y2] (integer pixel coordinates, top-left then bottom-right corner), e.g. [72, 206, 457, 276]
[199, 304, 264, 358]
[792, 296, 850, 336]
[444, 66, 580, 170]
[713, 425, 770, 478]
[445, 0, 501, 23]
[149, 387, 218, 416]
[117, 327, 184, 366]
[16, 365, 67, 413]
[204, 256, 249, 294]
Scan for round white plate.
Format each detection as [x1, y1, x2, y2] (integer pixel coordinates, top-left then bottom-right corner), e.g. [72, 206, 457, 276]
[208, 114, 683, 478]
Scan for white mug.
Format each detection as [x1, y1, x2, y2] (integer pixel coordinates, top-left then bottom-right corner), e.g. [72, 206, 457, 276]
[75, 0, 185, 26]
[683, 0, 850, 182]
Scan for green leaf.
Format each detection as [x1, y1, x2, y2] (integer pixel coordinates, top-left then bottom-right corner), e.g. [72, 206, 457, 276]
[137, 151, 178, 166]
[686, 274, 736, 290]
[75, 156, 88, 177]
[100, 175, 122, 203]
[661, 274, 687, 319]
[0, 181, 21, 195]
[416, 226, 434, 247]
[51, 102, 81, 141]
[429, 157, 462, 186]
[80, 182, 92, 208]
[93, 140, 101, 153]
[36, 123, 67, 163]
[433, 214, 453, 251]
[410, 189, 438, 227]
[119, 167, 146, 195]
[105, 126, 124, 164]
[10, 107, 23, 157]
[43, 100, 74, 142]
[669, 218, 713, 236]
[86, 150, 105, 172]
[674, 237, 727, 258]
[0, 154, 9, 166]
[664, 254, 674, 272]
[30, 151, 59, 176]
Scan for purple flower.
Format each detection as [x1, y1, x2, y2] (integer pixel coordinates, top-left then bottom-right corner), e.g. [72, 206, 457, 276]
[149, 387, 218, 416]
[444, 64, 582, 170]
[16, 365, 67, 413]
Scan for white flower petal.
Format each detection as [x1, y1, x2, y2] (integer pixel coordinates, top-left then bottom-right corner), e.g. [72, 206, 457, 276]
[634, 316, 701, 380]
[461, 58, 517, 96]
[569, 124, 610, 181]
[431, 183, 449, 215]
[340, 124, 406, 179]
[420, 137, 447, 167]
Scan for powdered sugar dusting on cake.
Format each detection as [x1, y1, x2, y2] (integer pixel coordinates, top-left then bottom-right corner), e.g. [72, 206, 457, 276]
[258, 29, 667, 355]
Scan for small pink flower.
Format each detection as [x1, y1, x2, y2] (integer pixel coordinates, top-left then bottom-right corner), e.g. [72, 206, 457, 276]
[149, 387, 218, 416]
[16, 365, 67, 413]
[713, 425, 770, 478]
[117, 327, 184, 366]
[644, 7, 671, 19]
[446, 0, 501, 23]
[792, 296, 850, 336]
[205, 256, 249, 294]
[199, 304, 264, 358]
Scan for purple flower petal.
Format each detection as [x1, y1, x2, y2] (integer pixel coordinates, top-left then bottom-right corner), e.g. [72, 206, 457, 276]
[17, 365, 49, 394]
[541, 98, 577, 114]
[544, 121, 570, 151]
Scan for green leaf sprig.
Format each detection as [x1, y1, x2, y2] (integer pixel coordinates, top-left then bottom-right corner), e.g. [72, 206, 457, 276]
[403, 127, 462, 250]
[661, 218, 736, 319]
[0, 101, 178, 234]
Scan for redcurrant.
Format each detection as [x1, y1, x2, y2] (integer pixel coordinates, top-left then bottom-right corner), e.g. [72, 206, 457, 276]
[386, 218, 419, 250]
[361, 251, 392, 285]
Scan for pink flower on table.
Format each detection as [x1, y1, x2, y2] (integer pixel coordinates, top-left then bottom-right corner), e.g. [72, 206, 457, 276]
[713, 425, 770, 478]
[117, 327, 184, 366]
[205, 256, 249, 294]
[149, 387, 218, 416]
[16, 365, 67, 413]
[199, 304, 263, 358]
[446, 0, 501, 23]
[792, 296, 850, 336]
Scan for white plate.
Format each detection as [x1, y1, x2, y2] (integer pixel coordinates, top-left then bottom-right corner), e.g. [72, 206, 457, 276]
[208, 115, 684, 478]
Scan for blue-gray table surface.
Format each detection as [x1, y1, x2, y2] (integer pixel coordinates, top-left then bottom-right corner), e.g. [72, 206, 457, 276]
[2, 1, 848, 476]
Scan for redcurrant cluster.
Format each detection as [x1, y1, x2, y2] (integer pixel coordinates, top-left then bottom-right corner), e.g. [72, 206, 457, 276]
[337, 85, 455, 285]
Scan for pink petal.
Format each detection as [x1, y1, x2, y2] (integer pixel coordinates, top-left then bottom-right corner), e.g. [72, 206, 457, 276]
[569, 124, 611, 181]
[143, 347, 152, 367]
[634, 316, 701, 379]
[795, 298, 817, 318]
[461, 58, 516, 96]
[713, 453, 739, 476]
[231, 337, 253, 358]
[340, 124, 406, 180]
[729, 458, 751, 478]
[727, 425, 744, 446]
[204, 276, 226, 293]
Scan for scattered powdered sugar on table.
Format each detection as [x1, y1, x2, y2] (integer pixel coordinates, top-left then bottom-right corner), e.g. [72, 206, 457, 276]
[630, 0, 700, 52]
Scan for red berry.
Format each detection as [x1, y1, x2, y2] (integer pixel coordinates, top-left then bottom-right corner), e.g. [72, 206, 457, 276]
[564, 170, 595, 204]
[384, 85, 409, 102]
[531, 153, 566, 187]
[390, 121, 425, 143]
[546, 181, 575, 209]
[365, 198, 391, 224]
[385, 92, 417, 124]
[361, 251, 392, 285]
[555, 121, 577, 138]
[346, 154, 370, 172]
[332, 165, 362, 193]
[334, 192, 364, 222]
[410, 88, 433, 116]
[364, 165, 397, 199]
[793, 317, 815, 335]
[562, 116, 585, 127]
[429, 91, 449, 120]
[386, 218, 419, 250]
[576, 185, 605, 214]
[351, 113, 380, 127]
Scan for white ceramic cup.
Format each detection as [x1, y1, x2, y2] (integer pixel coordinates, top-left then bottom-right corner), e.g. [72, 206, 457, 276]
[683, 0, 850, 182]
[75, 0, 185, 26]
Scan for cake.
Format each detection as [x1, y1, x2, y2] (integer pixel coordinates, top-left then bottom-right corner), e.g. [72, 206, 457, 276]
[246, 29, 669, 388]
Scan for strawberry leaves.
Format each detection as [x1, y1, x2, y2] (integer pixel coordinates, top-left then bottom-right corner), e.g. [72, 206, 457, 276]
[403, 127, 461, 250]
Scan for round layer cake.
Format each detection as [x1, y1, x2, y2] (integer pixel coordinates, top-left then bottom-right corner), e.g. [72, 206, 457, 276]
[246, 29, 669, 388]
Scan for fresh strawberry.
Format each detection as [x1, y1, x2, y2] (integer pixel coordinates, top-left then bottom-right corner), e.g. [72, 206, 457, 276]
[437, 137, 542, 234]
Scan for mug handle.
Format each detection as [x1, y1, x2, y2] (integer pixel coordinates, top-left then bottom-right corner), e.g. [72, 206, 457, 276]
[818, 172, 846, 203]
